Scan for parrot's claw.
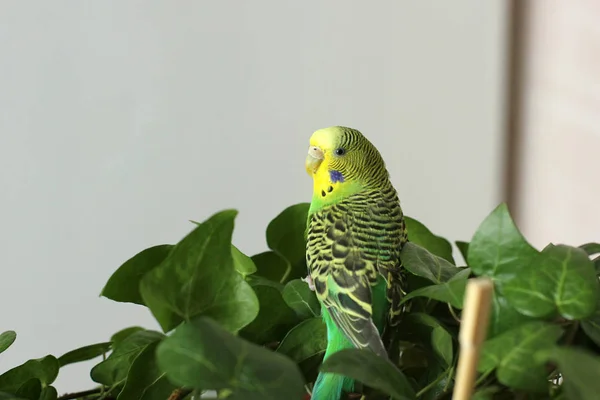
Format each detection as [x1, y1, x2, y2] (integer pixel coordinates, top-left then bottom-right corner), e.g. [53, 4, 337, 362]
[302, 275, 316, 291]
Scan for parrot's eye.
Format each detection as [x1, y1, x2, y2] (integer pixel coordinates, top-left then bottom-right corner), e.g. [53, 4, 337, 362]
[334, 148, 346, 156]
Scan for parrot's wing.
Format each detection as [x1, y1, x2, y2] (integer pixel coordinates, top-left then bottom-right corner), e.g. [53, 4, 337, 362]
[366, 202, 408, 327]
[312, 210, 388, 359]
[324, 276, 388, 359]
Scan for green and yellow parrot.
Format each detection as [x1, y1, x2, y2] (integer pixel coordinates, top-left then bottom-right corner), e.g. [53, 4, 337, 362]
[303, 126, 408, 400]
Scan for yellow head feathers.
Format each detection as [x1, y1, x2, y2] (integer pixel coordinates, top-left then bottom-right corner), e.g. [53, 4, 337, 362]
[304, 126, 388, 206]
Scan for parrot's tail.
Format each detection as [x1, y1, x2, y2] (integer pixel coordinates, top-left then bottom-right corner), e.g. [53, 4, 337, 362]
[311, 370, 353, 400]
[311, 307, 355, 400]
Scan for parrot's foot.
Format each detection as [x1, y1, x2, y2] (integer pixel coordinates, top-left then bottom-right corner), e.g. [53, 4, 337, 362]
[302, 275, 315, 291]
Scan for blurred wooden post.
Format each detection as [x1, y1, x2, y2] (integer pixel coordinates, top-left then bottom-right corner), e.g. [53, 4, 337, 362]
[452, 278, 494, 400]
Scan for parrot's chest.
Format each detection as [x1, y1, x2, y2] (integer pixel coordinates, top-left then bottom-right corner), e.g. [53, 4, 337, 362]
[305, 193, 403, 280]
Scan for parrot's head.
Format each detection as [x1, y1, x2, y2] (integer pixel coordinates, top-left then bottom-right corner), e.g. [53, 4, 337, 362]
[305, 126, 388, 201]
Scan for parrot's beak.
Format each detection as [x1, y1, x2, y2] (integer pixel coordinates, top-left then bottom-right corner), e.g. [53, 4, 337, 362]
[305, 146, 324, 175]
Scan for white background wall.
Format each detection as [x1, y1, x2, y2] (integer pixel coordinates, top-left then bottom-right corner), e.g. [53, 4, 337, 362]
[515, 1, 600, 249]
[0, 1, 507, 392]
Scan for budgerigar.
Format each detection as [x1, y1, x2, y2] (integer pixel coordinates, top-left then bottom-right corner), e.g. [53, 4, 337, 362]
[304, 126, 408, 400]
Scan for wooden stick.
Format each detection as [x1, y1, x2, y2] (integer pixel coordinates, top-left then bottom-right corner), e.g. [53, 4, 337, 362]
[452, 277, 494, 400]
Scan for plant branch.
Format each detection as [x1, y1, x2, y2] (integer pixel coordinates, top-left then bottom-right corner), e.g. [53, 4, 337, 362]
[58, 388, 105, 400]
[168, 388, 193, 400]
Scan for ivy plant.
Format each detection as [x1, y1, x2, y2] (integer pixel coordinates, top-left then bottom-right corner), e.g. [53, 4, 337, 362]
[1, 202, 600, 400]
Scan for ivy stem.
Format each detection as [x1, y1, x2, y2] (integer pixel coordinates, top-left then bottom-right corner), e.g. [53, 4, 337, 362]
[443, 365, 455, 392]
[447, 303, 461, 323]
[474, 368, 493, 387]
[416, 370, 448, 398]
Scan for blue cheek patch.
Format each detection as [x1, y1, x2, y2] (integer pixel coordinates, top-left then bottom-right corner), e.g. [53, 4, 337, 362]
[329, 170, 344, 183]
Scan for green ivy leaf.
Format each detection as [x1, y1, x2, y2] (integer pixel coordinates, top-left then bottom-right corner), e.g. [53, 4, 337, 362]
[502, 244, 599, 319]
[101, 244, 173, 305]
[0, 356, 59, 394]
[581, 297, 600, 347]
[231, 245, 257, 278]
[156, 316, 305, 400]
[0, 393, 24, 400]
[58, 342, 112, 367]
[246, 275, 284, 291]
[282, 279, 320, 319]
[110, 327, 145, 347]
[488, 291, 533, 338]
[471, 386, 504, 400]
[117, 341, 176, 400]
[266, 203, 310, 282]
[91, 330, 164, 388]
[192, 221, 258, 279]
[401, 242, 460, 284]
[467, 203, 538, 284]
[239, 284, 298, 345]
[0, 332, 16, 355]
[38, 387, 57, 400]
[579, 243, 600, 256]
[320, 348, 416, 400]
[538, 347, 600, 400]
[296, 354, 323, 390]
[405, 216, 455, 264]
[400, 268, 471, 309]
[14, 379, 40, 400]
[579, 243, 600, 274]
[0, 386, 58, 400]
[454, 240, 469, 270]
[140, 210, 259, 333]
[251, 251, 292, 284]
[417, 365, 453, 400]
[405, 313, 454, 367]
[396, 342, 429, 370]
[431, 327, 453, 367]
[478, 321, 563, 392]
[455, 241, 469, 264]
[276, 318, 327, 363]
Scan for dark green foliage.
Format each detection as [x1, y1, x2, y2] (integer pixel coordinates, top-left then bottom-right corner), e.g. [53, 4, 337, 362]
[276, 318, 327, 363]
[401, 242, 460, 284]
[477, 322, 563, 392]
[138, 210, 259, 333]
[156, 316, 305, 400]
[502, 244, 599, 319]
[467, 204, 539, 285]
[239, 282, 298, 344]
[0, 332, 16, 355]
[57, 343, 111, 367]
[14, 379, 41, 400]
[538, 347, 600, 400]
[282, 279, 321, 319]
[90, 330, 164, 390]
[117, 341, 176, 400]
[100, 244, 173, 306]
[400, 268, 471, 309]
[251, 250, 291, 283]
[110, 327, 145, 346]
[2, 201, 600, 399]
[404, 217, 455, 265]
[0, 356, 59, 397]
[265, 203, 311, 282]
[320, 349, 416, 400]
